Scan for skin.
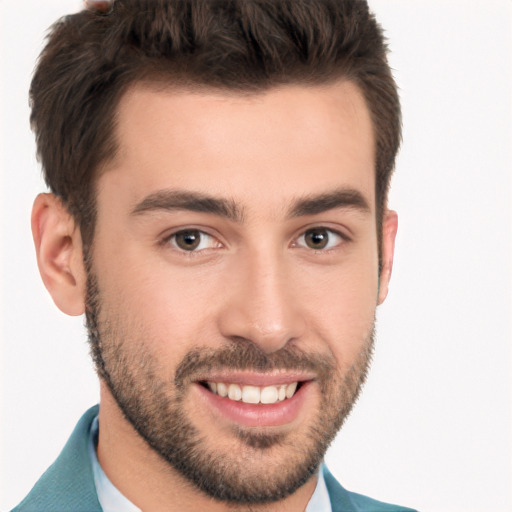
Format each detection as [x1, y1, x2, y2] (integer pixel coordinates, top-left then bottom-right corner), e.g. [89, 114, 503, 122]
[32, 80, 397, 512]
[84, 0, 114, 14]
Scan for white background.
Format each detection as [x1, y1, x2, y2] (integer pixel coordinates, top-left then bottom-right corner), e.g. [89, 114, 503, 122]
[1, 1, 511, 511]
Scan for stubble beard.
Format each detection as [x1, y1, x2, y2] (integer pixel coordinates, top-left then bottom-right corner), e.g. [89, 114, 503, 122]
[85, 268, 375, 505]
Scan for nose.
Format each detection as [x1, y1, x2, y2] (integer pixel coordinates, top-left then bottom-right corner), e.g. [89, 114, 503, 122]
[217, 251, 306, 354]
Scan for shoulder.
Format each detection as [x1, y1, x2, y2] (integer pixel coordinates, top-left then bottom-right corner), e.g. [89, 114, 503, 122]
[11, 405, 102, 512]
[323, 466, 419, 512]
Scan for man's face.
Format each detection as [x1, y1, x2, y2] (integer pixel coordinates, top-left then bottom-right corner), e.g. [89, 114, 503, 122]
[86, 81, 394, 503]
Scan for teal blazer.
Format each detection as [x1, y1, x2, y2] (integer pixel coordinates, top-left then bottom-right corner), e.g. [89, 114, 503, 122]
[12, 406, 417, 512]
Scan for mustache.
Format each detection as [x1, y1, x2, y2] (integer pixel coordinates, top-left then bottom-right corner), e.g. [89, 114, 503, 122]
[174, 339, 335, 388]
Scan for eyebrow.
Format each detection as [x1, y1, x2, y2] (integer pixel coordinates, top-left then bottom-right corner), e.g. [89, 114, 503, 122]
[131, 190, 244, 222]
[287, 188, 371, 218]
[131, 187, 370, 222]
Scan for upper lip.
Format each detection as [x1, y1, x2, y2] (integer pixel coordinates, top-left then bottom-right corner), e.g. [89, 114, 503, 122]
[195, 370, 315, 387]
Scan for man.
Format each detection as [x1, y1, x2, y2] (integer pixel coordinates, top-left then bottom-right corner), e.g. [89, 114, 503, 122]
[13, 0, 416, 510]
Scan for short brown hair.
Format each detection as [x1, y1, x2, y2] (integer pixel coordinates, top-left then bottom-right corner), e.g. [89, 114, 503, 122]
[30, 0, 401, 248]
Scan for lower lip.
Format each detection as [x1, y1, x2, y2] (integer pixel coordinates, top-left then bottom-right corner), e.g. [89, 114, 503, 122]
[195, 382, 312, 428]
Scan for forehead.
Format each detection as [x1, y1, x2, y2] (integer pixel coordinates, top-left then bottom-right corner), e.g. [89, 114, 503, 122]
[101, 81, 376, 215]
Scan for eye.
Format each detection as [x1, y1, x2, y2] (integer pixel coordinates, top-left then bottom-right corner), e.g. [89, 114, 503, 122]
[168, 229, 220, 252]
[295, 228, 344, 250]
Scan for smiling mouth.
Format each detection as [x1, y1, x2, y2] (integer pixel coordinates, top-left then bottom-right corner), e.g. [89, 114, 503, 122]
[200, 381, 303, 405]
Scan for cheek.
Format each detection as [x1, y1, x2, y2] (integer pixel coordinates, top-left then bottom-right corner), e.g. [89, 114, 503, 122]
[94, 250, 223, 365]
[298, 260, 378, 359]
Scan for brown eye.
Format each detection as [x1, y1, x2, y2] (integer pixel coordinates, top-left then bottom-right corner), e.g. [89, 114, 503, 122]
[297, 228, 343, 250]
[305, 229, 329, 249]
[171, 230, 215, 251]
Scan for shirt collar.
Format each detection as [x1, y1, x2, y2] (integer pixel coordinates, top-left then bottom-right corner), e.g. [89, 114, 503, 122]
[88, 415, 141, 512]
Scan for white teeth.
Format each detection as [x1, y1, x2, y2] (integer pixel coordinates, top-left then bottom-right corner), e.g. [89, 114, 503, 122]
[217, 382, 228, 397]
[260, 385, 279, 404]
[242, 385, 260, 404]
[285, 382, 297, 399]
[228, 383, 242, 401]
[206, 381, 300, 404]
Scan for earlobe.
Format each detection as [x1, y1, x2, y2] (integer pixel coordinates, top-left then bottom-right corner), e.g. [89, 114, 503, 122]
[31, 193, 87, 316]
[377, 209, 398, 305]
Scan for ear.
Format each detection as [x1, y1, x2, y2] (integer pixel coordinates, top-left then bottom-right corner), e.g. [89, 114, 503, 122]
[377, 209, 398, 305]
[31, 193, 87, 316]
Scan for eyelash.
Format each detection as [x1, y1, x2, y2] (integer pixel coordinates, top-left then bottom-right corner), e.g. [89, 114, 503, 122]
[163, 229, 222, 253]
[162, 226, 349, 255]
[293, 227, 349, 251]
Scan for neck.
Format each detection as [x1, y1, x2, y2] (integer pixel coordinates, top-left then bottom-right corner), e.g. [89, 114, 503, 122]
[96, 383, 318, 512]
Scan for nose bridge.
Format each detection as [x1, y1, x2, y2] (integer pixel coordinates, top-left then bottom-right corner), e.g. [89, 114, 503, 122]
[218, 246, 305, 353]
